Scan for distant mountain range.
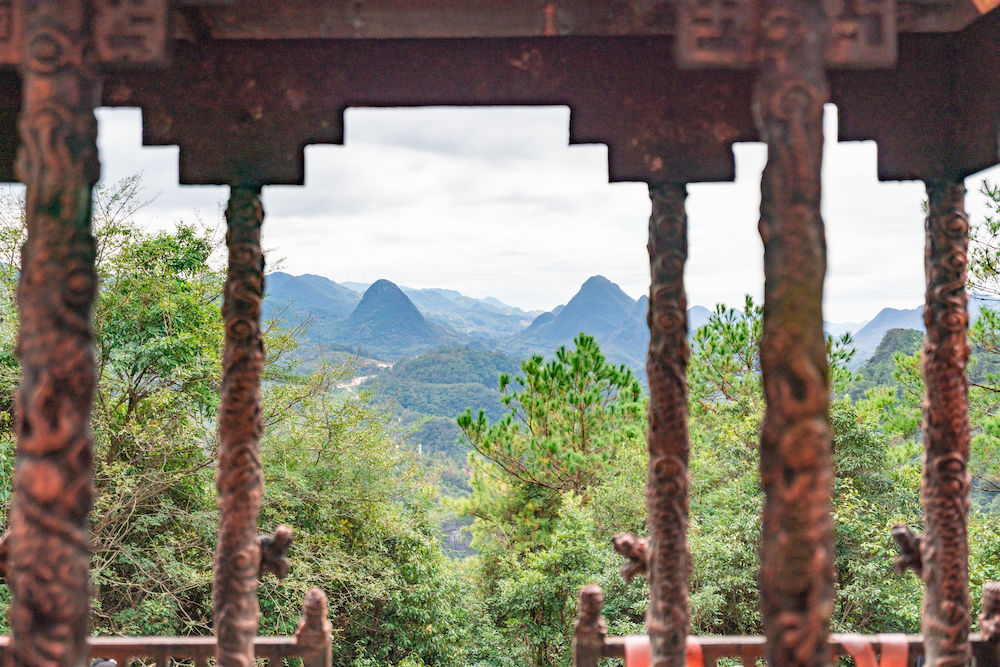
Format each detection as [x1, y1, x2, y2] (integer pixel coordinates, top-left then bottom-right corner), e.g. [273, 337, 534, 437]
[326, 279, 460, 359]
[511, 275, 646, 368]
[343, 282, 539, 338]
[265, 272, 540, 360]
[843, 294, 994, 368]
[265, 272, 361, 322]
[847, 307, 926, 368]
[263, 271, 999, 371]
[266, 272, 726, 372]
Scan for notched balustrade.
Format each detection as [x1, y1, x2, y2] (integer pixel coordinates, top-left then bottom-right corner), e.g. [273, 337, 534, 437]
[572, 582, 1000, 666]
[0, 590, 333, 667]
[295, 588, 334, 667]
[573, 584, 608, 667]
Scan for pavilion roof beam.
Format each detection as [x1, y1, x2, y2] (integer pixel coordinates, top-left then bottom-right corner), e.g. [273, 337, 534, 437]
[831, 12, 1000, 182]
[0, 1, 990, 65]
[102, 36, 757, 186]
[188, 0, 998, 40]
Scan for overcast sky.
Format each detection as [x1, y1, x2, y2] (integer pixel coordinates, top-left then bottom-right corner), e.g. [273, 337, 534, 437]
[92, 105, 1000, 325]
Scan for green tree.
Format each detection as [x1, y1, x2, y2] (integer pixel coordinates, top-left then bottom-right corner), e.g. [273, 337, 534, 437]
[849, 328, 923, 399]
[870, 180, 1000, 498]
[0, 176, 222, 633]
[965, 180, 1000, 494]
[457, 332, 644, 552]
[0, 178, 481, 666]
[685, 299, 922, 635]
[969, 181, 1000, 298]
[257, 379, 474, 665]
[457, 334, 647, 667]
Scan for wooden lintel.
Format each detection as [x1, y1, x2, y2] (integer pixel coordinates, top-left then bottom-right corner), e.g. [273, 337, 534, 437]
[186, 0, 992, 42]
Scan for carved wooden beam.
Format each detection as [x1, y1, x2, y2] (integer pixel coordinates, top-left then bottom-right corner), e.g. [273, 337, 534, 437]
[185, 0, 999, 40]
[0, 1, 990, 68]
[9, 2, 101, 665]
[921, 178, 971, 667]
[646, 182, 692, 667]
[214, 184, 266, 667]
[754, 2, 835, 665]
[898, 0, 1000, 31]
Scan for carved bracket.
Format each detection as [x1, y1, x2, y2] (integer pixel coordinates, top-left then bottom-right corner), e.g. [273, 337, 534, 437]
[258, 524, 292, 579]
[890, 523, 923, 577]
[676, 0, 897, 68]
[611, 532, 649, 583]
[0, 0, 169, 67]
[93, 0, 169, 66]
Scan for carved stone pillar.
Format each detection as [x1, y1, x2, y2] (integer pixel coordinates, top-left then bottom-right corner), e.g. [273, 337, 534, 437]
[754, 2, 834, 665]
[921, 178, 971, 667]
[646, 182, 691, 667]
[214, 185, 266, 667]
[9, 2, 101, 665]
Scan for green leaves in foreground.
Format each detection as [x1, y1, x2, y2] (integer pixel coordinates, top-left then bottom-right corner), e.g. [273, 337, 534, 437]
[456, 334, 647, 667]
[458, 333, 644, 551]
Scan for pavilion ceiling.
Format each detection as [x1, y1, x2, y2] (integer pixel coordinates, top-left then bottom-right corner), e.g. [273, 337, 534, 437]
[0, 1, 994, 185]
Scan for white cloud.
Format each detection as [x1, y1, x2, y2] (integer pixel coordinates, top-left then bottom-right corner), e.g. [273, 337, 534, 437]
[92, 105, 1000, 324]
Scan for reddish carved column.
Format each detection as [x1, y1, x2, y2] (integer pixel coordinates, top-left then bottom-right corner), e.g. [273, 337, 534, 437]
[921, 178, 971, 667]
[646, 182, 690, 667]
[572, 584, 607, 667]
[214, 185, 266, 667]
[981, 582, 1000, 642]
[295, 588, 333, 667]
[9, 2, 101, 665]
[754, 2, 834, 665]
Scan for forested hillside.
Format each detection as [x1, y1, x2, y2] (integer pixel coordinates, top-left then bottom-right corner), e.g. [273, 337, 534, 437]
[0, 180, 472, 664]
[849, 328, 923, 397]
[361, 347, 521, 498]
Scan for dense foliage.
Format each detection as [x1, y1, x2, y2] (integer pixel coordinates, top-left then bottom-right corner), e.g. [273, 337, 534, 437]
[458, 334, 644, 550]
[453, 296, 1000, 666]
[0, 175, 1000, 667]
[0, 179, 471, 666]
